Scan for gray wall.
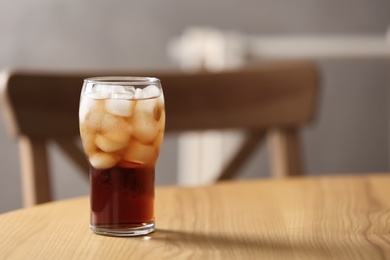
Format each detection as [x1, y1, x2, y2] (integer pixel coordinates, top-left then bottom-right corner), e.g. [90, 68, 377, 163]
[1, 0, 390, 213]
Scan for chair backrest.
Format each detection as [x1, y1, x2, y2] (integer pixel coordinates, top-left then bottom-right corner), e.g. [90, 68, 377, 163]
[0, 60, 320, 207]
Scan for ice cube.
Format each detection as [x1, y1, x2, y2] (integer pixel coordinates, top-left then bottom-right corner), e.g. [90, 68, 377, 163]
[123, 140, 156, 164]
[158, 110, 166, 130]
[89, 152, 119, 169]
[80, 125, 97, 156]
[105, 99, 135, 117]
[95, 134, 128, 152]
[134, 88, 143, 99]
[79, 95, 99, 123]
[124, 85, 136, 93]
[90, 85, 112, 99]
[153, 131, 164, 149]
[151, 103, 165, 125]
[103, 124, 133, 144]
[141, 85, 161, 99]
[156, 92, 165, 107]
[101, 114, 130, 133]
[110, 85, 126, 93]
[134, 98, 157, 115]
[92, 84, 129, 99]
[113, 93, 134, 100]
[132, 111, 159, 144]
[112, 85, 136, 100]
[84, 109, 105, 131]
[99, 114, 133, 146]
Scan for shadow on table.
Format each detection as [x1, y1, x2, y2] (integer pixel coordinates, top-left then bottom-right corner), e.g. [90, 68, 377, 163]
[144, 228, 345, 255]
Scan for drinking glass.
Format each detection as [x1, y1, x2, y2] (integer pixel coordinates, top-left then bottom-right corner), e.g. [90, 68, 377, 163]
[79, 77, 165, 236]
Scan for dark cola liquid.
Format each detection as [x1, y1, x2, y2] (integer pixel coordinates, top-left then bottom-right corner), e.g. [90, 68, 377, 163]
[90, 164, 154, 227]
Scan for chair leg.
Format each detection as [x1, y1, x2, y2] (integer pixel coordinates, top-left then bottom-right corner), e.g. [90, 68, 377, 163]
[217, 131, 265, 181]
[19, 137, 52, 206]
[268, 128, 304, 178]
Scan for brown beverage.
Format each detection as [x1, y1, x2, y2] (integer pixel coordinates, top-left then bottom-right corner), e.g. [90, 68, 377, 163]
[90, 164, 154, 227]
[79, 78, 165, 236]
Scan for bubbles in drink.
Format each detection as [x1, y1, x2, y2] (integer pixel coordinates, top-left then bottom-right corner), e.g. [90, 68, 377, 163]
[79, 84, 165, 170]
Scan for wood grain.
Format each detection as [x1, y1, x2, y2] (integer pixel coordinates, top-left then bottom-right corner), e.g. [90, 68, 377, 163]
[1, 174, 389, 259]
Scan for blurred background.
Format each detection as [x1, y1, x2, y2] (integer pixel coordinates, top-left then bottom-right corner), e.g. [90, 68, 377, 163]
[1, 0, 390, 213]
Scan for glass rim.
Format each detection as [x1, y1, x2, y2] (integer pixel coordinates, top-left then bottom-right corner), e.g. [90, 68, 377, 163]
[84, 76, 160, 85]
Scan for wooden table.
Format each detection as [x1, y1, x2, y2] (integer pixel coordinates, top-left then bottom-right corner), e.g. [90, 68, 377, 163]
[1, 174, 390, 259]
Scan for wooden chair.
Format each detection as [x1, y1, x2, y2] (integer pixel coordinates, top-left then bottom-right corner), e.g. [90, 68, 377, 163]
[0, 60, 320, 207]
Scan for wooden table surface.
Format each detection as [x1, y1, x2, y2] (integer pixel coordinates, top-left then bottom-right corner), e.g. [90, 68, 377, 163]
[1, 174, 390, 259]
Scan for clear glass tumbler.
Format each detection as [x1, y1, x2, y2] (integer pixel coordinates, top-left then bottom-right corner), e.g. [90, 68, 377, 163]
[79, 77, 165, 236]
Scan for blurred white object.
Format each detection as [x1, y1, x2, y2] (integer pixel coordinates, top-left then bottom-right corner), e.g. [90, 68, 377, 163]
[168, 27, 246, 72]
[177, 131, 224, 185]
[248, 35, 390, 60]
